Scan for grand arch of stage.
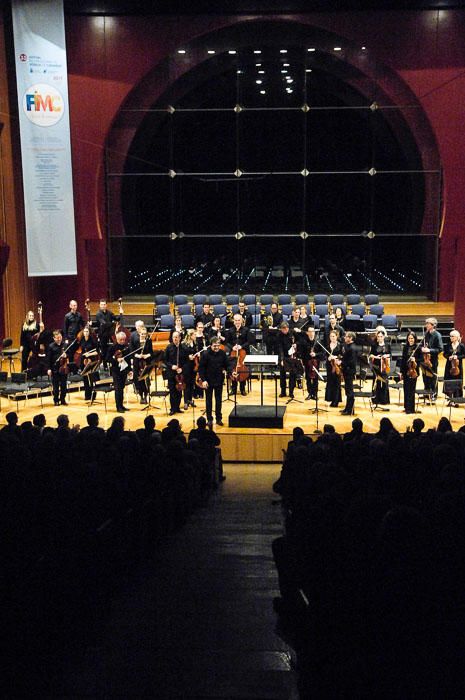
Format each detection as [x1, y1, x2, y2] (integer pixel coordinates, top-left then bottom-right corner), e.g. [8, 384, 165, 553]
[105, 18, 441, 301]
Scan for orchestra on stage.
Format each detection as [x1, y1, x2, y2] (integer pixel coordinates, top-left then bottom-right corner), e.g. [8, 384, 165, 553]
[9, 297, 462, 425]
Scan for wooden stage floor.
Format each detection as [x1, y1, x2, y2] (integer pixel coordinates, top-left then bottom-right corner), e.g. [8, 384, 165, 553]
[1, 371, 461, 462]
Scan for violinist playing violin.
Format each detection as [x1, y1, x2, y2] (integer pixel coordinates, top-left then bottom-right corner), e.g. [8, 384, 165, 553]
[298, 326, 322, 401]
[198, 337, 230, 428]
[164, 331, 190, 415]
[443, 329, 465, 399]
[46, 330, 69, 406]
[107, 330, 133, 413]
[400, 330, 422, 414]
[225, 313, 253, 396]
[324, 329, 343, 408]
[133, 326, 153, 404]
[76, 325, 99, 401]
[369, 329, 391, 407]
[421, 317, 443, 400]
[63, 299, 84, 342]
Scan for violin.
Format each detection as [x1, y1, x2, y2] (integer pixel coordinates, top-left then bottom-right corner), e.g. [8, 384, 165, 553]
[381, 355, 390, 374]
[316, 338, 341, 377]
[407, 356, 418, 379]
[307, 357, 319, 380]
[58, 353, 70, 375]
[450, 355, 460, 377]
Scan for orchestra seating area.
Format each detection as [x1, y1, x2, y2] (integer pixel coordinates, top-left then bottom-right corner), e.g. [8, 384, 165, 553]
[153, 292, 399, 332]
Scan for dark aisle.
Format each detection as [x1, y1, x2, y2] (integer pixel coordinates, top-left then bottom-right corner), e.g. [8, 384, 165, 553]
[51, 464, 298, 699]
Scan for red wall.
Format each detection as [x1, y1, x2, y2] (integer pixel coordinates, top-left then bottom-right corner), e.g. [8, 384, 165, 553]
[47, 10, 465, 323]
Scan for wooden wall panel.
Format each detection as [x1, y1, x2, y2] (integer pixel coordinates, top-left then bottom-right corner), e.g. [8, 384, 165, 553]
[0, 9, 36, 346]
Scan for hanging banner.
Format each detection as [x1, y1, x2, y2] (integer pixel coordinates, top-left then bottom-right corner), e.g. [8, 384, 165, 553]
[12, 0, 77, 276]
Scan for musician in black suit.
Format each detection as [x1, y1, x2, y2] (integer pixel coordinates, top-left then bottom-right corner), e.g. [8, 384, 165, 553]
[298, 326, 323, 400]
[164, 331, 190, 415]
[46, 330, 69, 406]
[237, 301, 253, 329]
[195, 303, 214, 329]
[63, 299, 85, 342]
[421, 317, 443, 399]
[198, 338, 230, 427]
[224, 314, 253, 396]
[106, 331, 132, 413]
[341, 331, 357, 415]
[95, 299, 119, 368]
[263, 302, 283, 355]
[277, 322, 299, 399]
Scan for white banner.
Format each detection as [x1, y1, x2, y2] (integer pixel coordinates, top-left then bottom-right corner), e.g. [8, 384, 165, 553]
[12, 0, 77, 276]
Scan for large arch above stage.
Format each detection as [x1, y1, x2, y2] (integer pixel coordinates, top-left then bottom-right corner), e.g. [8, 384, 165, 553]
[105, 18, 441, 299]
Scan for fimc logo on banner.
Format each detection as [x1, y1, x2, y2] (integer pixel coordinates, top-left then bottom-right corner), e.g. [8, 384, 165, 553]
[23, 83, 64, 127]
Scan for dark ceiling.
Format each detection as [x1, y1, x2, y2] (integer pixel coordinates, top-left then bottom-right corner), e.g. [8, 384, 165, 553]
[62, 0, 465, 15]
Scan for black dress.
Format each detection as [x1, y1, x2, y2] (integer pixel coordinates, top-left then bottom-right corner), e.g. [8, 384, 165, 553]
[400, 342, 422, 413]
[370, 341, 390, 405]
[325, 341, 342, 407]
[443, 341, 465, 397]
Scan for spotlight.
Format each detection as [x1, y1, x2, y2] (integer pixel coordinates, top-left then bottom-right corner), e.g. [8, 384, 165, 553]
[334, 47, 342, 51]
[253, 49, 261, 54]
[307, 48, 316, 52]
[228, 50, 237, 54]
[260, 90, 266, 94]
[177, 49, 186, 54]
[207, 50, 215, 54]
[256, 79, 262, 84]
[280, 49, 288, 53]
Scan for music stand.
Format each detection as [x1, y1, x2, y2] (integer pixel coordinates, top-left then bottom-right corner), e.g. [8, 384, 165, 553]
[139, 363, 161, 411]
[308, 366, 327, 433]
[82, 360, 102, 407]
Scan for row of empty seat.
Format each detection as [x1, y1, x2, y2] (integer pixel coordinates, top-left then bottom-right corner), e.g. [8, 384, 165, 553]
[155, 293, 382, 307]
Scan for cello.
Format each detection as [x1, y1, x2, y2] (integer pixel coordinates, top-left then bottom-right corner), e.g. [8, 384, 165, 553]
[230, 343, 250, 384]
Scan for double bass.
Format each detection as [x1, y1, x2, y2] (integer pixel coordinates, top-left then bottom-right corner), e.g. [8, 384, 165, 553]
[112, 298, 131, 343]
[27, 301, 47, 371]
[73, 300, 97, 365]
[175, 344, 186, 392]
